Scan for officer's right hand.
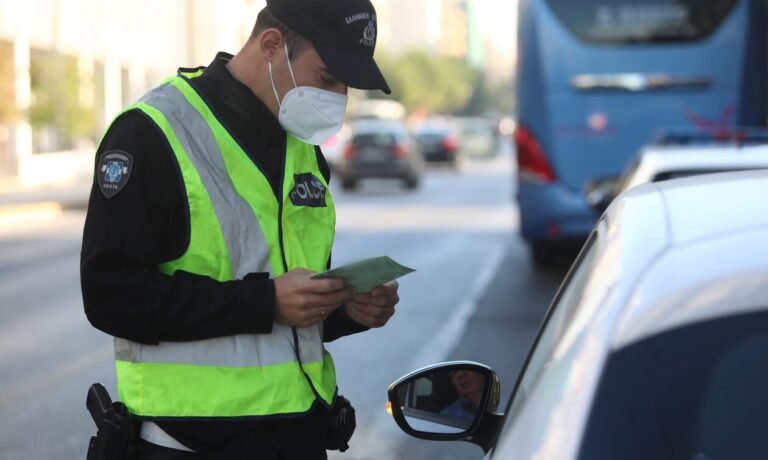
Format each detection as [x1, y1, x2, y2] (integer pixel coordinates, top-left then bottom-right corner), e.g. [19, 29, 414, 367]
[273, 268, 354, 327]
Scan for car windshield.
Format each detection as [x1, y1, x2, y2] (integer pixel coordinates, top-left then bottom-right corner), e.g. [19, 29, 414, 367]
[352, 132, 398, 147]
[500, 231, 600, 429]
[578, 310, 768, 459]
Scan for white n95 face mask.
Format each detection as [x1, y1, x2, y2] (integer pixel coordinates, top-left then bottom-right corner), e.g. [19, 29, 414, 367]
[269, 43, 348, 145]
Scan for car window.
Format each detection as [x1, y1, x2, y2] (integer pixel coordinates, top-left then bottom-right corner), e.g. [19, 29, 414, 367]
[578, 310, 768, 460]
[352, 132, 396, 147]
[415, 130, 448, 139]
[500, 232, 600, 430]
[546, 0, 737, 44]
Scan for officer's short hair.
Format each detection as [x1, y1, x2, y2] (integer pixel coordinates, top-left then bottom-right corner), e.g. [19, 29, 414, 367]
[251, 8, 310, 59]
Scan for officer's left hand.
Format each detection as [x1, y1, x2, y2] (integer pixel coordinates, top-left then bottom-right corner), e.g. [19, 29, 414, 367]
[344, 281, 399, 328]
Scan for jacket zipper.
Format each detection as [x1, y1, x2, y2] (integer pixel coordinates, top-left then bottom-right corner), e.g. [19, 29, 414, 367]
[275, 136, 305, 384]
[276, 135, 329, 408]
[277, 137, 289, 274]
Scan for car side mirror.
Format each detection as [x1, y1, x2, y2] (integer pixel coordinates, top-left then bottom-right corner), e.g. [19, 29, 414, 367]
[387, 361, 503, 453]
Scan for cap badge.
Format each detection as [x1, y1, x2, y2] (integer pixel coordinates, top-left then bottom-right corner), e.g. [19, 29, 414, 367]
[360, 20, 376, 47]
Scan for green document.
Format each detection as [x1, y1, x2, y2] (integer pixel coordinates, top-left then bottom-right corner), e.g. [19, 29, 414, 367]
[311, 256, 415, 293]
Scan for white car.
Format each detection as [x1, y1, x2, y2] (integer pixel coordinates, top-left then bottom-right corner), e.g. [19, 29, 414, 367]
[388, 170, 768, 460]
[587, 130, 768, 211]
[319, 124, 352, 172]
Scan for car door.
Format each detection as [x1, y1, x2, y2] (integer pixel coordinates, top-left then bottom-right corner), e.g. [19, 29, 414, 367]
[489, 229, 605, 459]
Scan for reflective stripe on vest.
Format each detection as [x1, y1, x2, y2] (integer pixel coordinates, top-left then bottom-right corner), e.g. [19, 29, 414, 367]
[112, 73, 336, 418]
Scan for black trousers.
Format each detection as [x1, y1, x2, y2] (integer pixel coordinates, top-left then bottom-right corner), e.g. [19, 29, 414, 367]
[138, 440, 205, 460]
[138, 439, 329, 460]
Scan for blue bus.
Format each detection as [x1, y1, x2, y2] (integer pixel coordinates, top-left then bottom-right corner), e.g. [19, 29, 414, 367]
[515, 0, 767, 266]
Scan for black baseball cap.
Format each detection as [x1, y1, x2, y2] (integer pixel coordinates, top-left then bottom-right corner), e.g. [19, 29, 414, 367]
[266, 0, 391, 94]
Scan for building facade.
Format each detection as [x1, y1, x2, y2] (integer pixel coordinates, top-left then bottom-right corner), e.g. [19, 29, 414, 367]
[0, 0, 263, 183]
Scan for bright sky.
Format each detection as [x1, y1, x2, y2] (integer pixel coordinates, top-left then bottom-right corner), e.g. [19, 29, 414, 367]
[473, 0, 518, 55]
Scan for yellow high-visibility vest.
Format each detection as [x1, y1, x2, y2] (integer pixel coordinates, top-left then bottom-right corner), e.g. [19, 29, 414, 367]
[111, 70, 337, 419]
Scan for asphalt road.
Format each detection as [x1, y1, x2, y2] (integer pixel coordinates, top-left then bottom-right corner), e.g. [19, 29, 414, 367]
[0, 141, 567, 459]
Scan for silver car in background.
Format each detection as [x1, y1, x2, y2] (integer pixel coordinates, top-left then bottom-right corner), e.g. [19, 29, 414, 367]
[452, 116, 498, 158]
[337, 119, 422, 191]
[388, 170, 768, 460]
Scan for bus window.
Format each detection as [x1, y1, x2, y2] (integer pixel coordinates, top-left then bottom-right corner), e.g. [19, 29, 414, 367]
[545, 0, 738, 44]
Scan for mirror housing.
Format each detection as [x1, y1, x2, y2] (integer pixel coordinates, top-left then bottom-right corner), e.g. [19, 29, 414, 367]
[387, 361, 503, 452]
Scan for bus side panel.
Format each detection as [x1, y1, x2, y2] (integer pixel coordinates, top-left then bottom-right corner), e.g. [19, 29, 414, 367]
[516, 0, 568, 243]
[737, 0, 767, 125]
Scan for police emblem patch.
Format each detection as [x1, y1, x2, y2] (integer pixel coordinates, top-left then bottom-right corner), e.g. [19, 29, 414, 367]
[360, 20, 376, 47]
[98, 150, 133, 199]
[289, 173, 327, 207]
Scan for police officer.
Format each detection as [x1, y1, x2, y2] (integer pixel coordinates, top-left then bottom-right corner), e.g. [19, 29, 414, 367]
[80, 0, 397, 458]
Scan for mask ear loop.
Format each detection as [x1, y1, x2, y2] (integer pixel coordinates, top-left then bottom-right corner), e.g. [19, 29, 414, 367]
[283, 42, 298, 88]
[268, 42, 299, 110]
[268, 60, 281, 109]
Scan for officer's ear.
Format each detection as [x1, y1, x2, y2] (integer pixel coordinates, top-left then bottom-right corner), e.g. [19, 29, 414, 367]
[259, 28, 285, 61]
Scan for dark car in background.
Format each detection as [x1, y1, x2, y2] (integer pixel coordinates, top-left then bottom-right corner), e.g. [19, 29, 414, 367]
[337, 119, 422, 190]
[413, 122, 461, 168]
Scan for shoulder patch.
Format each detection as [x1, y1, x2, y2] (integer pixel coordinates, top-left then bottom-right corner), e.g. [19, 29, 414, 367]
[98, 150, 134, 199]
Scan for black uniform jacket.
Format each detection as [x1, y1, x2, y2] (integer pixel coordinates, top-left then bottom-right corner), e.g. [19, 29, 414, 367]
[80, 52, 366, 455]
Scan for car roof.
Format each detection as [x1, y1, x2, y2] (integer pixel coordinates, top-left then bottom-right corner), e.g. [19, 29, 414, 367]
[622, 144, 768, 190]
[349, 119, 407, 135]
[603, 170, 768, 348]
[654, 168, 768, 242]
[413, 120, 454, 134]
[638, 143, 768, 169]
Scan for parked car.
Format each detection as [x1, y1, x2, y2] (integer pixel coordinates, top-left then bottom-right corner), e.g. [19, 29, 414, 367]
[586, 129, 768, 212]
[337, 119, 421, 190]
[388, 170, 768, 459]
[413, 122, 461, 167]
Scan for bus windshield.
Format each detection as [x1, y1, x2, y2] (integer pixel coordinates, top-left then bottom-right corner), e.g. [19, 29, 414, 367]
[545, 0, 738, 44]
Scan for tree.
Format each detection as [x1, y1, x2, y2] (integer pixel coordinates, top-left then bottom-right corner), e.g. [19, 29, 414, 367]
[369, 49, 514, 117]
[29, 49, 95, 152]
[373, 49, 474, 115]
